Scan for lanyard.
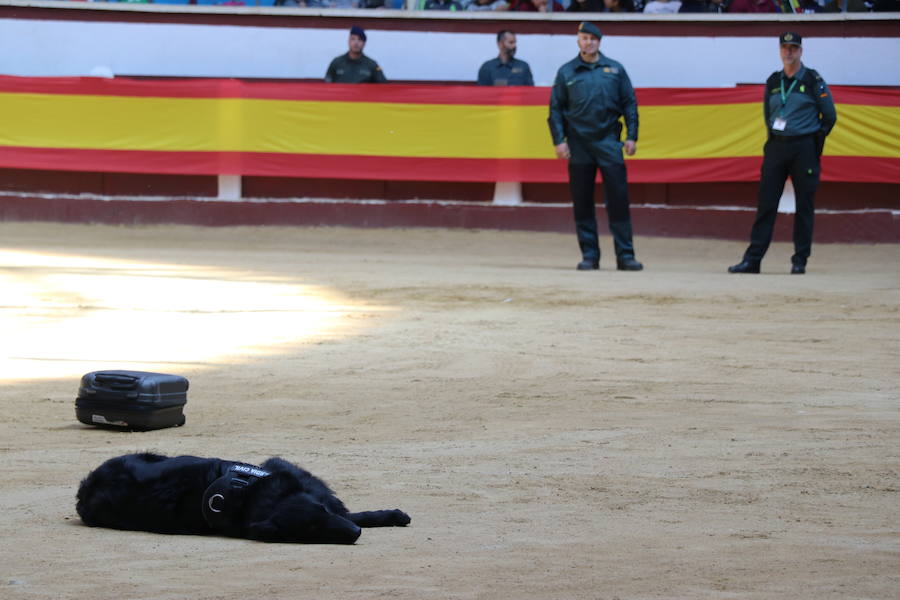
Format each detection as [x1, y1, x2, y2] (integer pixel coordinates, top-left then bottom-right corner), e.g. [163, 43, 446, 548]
[779, 76, 798, 116]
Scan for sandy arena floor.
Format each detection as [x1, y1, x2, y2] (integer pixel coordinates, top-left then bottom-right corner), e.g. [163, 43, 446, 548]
[0, 222, 898, 600]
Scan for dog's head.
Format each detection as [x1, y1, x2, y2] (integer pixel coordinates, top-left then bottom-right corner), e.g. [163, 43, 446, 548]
[247, 492, 362, 544]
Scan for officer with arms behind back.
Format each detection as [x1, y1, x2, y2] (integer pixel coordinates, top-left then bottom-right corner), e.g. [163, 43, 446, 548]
[477, 30, 534, 87]
[548, 22, 643, 272]
[728, 32, 836, 275]
[325, 26, 387, 84]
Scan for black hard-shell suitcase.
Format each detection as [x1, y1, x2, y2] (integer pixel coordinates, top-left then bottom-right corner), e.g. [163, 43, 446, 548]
[75, 370, 188, 430]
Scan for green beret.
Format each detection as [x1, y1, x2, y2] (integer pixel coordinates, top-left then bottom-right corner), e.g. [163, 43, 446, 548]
[578, 22, 603, 40]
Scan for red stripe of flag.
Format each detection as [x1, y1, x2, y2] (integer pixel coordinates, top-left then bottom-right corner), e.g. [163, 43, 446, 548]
[1, 146, 895, 183]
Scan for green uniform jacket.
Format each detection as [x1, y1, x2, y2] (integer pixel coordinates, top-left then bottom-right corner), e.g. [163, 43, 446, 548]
[548, 53, 638, 164]
[763, 65, 836, 152]
[325, 53, 387, 84]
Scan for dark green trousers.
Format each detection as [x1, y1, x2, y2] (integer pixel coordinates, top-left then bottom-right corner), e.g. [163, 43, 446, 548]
[569, 161, 635, 262]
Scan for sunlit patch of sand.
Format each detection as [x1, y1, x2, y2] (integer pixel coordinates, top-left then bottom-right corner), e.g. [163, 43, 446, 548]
[0, 250, 385, 381]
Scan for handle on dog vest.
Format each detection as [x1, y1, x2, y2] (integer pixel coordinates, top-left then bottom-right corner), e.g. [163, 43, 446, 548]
[201, 464, 271, 536]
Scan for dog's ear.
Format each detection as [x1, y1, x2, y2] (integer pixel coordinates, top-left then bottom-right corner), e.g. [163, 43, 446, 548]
[259, 457, 318, 482]
[259, 457, 295, 473]
[267, 470, 301, 494]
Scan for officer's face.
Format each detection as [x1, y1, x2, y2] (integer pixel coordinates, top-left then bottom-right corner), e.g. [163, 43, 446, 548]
[577, 32, 601, 59]
[348, 34, 366, 56]
[780, 43, 802, 67]
[498, 33, 517, 59]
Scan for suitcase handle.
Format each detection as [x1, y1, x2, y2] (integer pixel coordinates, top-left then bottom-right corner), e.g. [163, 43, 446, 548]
[94, 374, 139, 390]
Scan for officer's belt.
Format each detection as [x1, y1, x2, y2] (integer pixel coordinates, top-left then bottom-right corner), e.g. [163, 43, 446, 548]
[770, 133, 814, 143]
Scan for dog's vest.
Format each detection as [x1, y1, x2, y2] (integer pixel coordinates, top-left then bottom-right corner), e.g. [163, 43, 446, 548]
[201, 463, 271, 537]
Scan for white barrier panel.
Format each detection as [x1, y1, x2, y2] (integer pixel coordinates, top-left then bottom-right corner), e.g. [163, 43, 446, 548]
[1, 18, 899, 87]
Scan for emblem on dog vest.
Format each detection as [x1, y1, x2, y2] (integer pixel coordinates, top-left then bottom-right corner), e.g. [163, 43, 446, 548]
[230, 464, 271, 479]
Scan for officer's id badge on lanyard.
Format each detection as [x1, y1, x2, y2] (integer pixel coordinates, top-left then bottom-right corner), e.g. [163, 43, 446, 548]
[773, 76, 798, 132]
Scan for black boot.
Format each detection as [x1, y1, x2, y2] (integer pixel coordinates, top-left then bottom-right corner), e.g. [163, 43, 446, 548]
[791, 254, 807, 275]
[728, 260, 761, 274]
[610, 221, 643, 271]
[616, 257, 643, 271]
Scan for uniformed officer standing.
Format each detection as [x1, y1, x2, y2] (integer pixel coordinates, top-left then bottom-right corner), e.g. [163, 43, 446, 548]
[548, 22, 643, 271]
[729, 32, 837, 275]
[325, 26, 387, 84]
[477, 30, 534, 87]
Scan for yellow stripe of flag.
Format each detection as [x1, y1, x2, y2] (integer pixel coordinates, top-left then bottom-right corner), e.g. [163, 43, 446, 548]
[3, 92, 897, 160]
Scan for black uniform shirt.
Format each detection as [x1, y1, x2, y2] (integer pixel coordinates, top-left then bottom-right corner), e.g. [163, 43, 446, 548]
[325, 53, 387, 84]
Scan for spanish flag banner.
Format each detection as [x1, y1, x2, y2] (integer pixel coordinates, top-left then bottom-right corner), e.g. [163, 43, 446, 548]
[0, 75, 897, 184]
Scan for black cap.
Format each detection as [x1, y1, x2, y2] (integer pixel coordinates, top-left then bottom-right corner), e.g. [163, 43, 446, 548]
[779, 32, 802, 46]
[350, 26, 366, 42]
[578, 22, 603, 40]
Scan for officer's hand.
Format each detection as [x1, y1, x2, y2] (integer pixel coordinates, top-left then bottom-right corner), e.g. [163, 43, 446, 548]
[624, 140, 637, 156]
[555, 142, 571, 160]
[815, 131, 826, 158]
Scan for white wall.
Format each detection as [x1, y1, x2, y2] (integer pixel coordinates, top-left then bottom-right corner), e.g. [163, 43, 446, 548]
[2, 18, 899, 86]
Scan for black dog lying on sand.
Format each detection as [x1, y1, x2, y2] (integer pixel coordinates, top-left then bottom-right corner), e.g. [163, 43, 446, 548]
[76, 452, 410, 544]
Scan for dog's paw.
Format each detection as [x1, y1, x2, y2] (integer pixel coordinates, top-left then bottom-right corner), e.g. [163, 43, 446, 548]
[390, 509, 411, 526]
